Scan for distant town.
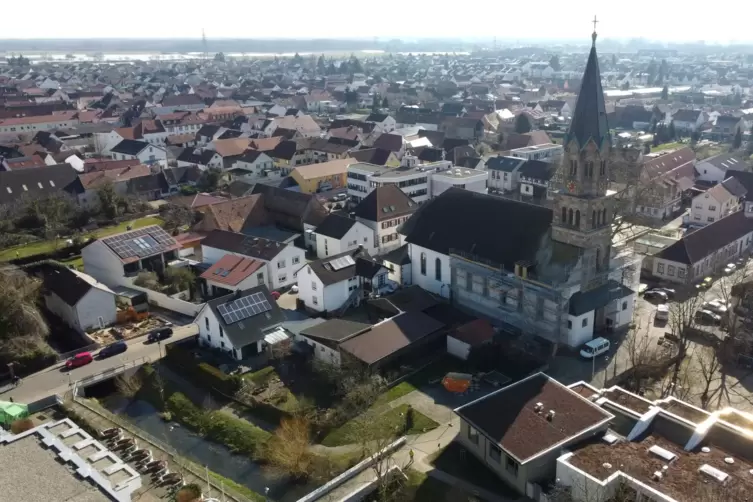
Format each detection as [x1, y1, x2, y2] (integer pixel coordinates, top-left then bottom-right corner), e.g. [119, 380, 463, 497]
[1, 27, 753, 502]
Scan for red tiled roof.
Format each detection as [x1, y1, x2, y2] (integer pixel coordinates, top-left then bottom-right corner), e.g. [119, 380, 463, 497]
[451, 319, 495, 346]
[200, 254, 264, 286]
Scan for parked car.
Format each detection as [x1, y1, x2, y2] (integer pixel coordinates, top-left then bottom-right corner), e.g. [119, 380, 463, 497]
[655, 304, 670, 322]
[703, 299, 729, 315]
[580, 337, 610, 359]
[146, 327, 173, 343]
[724, 263, 737, 275]
[99, 341, 127, 358]
[644, 290, 669, 303]
[696, 277, 713, 290]
[696, 310, 722, 325]
[652, 288, 676, 299]
[66, 352, 94, 369]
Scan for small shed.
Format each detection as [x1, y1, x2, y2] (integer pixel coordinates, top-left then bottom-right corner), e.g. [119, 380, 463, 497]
[447, 318, 495, 360]
[0, 401, 29, 426]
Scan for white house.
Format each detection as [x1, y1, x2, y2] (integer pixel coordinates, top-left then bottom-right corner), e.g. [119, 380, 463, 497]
[696, 153, 744, 184]
[199, 254, 268, 298]
[34, 264, 117, 334]
[312, 214, 376, 259]
[689, 177, 746, 226]
[296, 249, 390, 314]
[295, 319, 371, 367]
[229, 150, 275, 180]
[176, 148, 223, 170]
[508, 143, 563, 163]
[196, 286, 285, 360]
[353, 184, 418, 255]
[346, 158, 455, 204]
[486, 156, 525, 193]
[671, 109, 707, 133]
[364, 113, 397, 133]
[381, 244, 412, 286]
[200, 229, 306, 290]
[408, 242, 452, 299]
[431, 168, 489, 198]
[653, 207, 753, 284]
[109, 139, 168, 167]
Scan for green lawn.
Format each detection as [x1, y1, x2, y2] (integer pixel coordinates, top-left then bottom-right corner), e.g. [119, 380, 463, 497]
[373, 381, 417, 407]
[242, 366, 276, 385]
[0, 216, 163, 261]
[321, 403, 438, 447]
[652, 141, 684, 152]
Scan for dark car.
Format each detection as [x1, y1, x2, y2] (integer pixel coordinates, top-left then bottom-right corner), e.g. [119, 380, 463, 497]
[99, 341, 127, 358]
[644, 290, 669, 303]
[146, 327, 173, 343]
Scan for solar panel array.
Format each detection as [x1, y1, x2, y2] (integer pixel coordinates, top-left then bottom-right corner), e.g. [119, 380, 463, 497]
[102, 226, 177, 260]
[329, 255, 356, 271]
[217, 292, 272, 325]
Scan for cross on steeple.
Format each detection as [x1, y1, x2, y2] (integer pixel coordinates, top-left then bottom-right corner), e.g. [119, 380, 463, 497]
[591, 16, 598, 45]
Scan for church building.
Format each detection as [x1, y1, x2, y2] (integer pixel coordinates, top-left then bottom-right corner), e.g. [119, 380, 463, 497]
[399, 29, 638, 348]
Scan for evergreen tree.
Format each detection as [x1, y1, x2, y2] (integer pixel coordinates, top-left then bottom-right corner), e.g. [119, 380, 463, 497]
[317, 55, 326, 71]
[549, 55, 561, 71]
[213, 52, 225, 62]
[349, 54, 363, 74]
[661, 85, 669, 100]
[612, 53, 618, 67]
[514, 113, 532, 134]
[371, 93, 380, 112]
[733, 128, 743, 149]
[691, 130, 700, 146]
[747, 124, 753, 156]
[382, 97, 389, 108]
[668, 121, 676, 140]
[291, 52, 304, 65]
[646, 59, 658, 86]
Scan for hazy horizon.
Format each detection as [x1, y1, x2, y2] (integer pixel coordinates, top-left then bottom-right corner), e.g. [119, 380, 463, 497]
[1, 1, 751, 44]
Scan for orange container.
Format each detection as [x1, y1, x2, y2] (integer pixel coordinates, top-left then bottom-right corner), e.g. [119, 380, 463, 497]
[442, 372, 472, 393]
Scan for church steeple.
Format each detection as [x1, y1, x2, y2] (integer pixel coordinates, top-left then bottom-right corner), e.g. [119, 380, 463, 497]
[565, 17, 610, 151]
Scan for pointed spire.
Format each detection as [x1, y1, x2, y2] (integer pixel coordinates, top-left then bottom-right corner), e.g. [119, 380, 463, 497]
[565, 20, 610, 151]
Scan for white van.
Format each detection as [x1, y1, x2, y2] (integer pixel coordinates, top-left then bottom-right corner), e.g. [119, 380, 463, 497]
[655, 304, 670, 322]
[580, 337, 610, 359]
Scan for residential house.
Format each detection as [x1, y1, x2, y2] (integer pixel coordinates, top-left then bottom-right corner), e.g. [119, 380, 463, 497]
[633, 147, 696, 220]
[312, 213, 377, 258]
[193, 195, 264, 234]
[430, 167, 489, 198]
[364, 113, 396, 133]
[289, 158, 355, 194]
[486, 156, 526, 193]
[269, 140, 299, 174]
[196, 285, 285, 360]
[248, 183, 329, 233]
[200, 229, 305, 290]
[652, 207, 753, 284]
[348, 148, 400, 167]
[346, 159, 453, 204]
[381, 244, 412, 285]
[109, 139, 167, 167]
[296, 319, 370, 366]
[77, 163, 156, 207]
[509, 144, 563, 163]
[160, 94, 205, 113]
[29, 263, 117, 334]
[439, 117, 484, 141]
[296, 248, 390, 314]
[454, 373, 612, 497]
[371, 133, 406, 159]
[671, 109, 707, 134]
[518, 160, 557, 201]
[0, 163, 84, 205]
[689, 177, 746, 226]
[696, 153, 744, 183]
[446, 318, 495, 361]
[81, 225, 182, 288]
[353, 185, 418, 254]
[176, 148, 223, 170]
[199, 254, 268, 298]
[228, 150, 275, 182]
[0, 111, 79, 134]
[711, 115, 743, 141]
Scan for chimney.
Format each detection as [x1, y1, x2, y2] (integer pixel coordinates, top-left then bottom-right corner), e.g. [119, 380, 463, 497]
[546, 410, 556, 421]
[534, 402, 544, 413]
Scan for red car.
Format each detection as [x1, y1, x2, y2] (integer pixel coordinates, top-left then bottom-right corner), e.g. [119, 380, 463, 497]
[65, 352, 93, 369]
[270, 291, 281, 300]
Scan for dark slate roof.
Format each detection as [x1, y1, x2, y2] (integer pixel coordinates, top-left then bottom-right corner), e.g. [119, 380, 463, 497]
[177, 148, 218, 165]
[365, 113, 389, 123]
[0, 163, 84, 204]
[486, 155, 525, 172]
[656, 210, 753, 265]
[314, 213, 357, 239]
[355, 255, 386, 279]
[673, 109, 702, 122]
[566, 40, 610, 150]
[372, 133, 403, 152]
[721, 177, 748, 199]
[32, 263, 94, 306]
[217, 129, 243, 140]
[127, 173, 162, 194]
[161, 165, 202, 186]
[110, 139, 149, 155]
[416, 147, 444, 163]
[727, 170, 753, 202]
[300, 319, 370, 345]
[701, 153, 743, 172]
[270, 140, 297, 161]
[202, 229, 286, 261]
[308, 248, 371, 286]
[381, 244, 411, 266]
[400, 188, 553, 270]
[353, 184, 417, 222]
[197, 124, 221, 138]
[349, 148, 393, 165]
[568, 279, 634, 316]
[226, 180, 254, 197]
[519, 160, 557, 182]
[205, 285, 284, 349]
[249, 183, 328, 229]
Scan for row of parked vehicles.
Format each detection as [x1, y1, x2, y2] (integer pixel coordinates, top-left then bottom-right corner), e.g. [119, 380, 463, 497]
[643, 284, 731, 326]
[64, 327, 174, 370]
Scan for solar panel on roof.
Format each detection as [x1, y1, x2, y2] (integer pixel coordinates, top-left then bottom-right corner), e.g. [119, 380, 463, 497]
[102, 226, 177, 260]
[219, 291, 273, 325]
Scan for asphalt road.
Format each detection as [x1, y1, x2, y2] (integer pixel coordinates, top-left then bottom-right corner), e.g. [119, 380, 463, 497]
[0, 324, 198, 404]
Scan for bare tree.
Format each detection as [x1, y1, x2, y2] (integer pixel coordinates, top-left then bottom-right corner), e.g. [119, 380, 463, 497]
[115, 371, 144, 399]
[261, 416, 315, 480]
[696, 344, 723, 409]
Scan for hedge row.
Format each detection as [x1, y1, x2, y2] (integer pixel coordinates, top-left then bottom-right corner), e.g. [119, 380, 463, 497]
[164, 345, 241, 395]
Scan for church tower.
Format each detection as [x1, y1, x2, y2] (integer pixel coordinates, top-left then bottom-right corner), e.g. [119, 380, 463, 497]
[551, 20, 612, 290]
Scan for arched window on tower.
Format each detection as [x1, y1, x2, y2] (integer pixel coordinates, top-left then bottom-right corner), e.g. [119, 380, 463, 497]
[602, 208, 607, 226]
[420, 253, 426, 276]
[569, 160, 577, 176]
[600, 160, 606, 176]
[575, 210, 580, 228]
[568, 208, 574, 225]
[592, 210, 597, 228]
[595, 248, 601, 271]
[562, 206, 567, 224]
[435, 257, 442, 281]
[585, 161, 594, 178]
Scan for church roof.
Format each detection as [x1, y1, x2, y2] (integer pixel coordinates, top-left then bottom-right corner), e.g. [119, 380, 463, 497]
[565, 37, 610, 150]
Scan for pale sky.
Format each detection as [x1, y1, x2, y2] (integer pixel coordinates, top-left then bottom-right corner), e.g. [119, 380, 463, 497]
[0, 1, 748, 43]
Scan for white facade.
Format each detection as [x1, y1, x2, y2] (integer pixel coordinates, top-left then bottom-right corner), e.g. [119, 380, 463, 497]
[447, 336, 472, 360]
[197, 306, 262, 360]
[566, 310, 596, 348]
[314, 220, 376, 259]
[111, 144, 168, 167]
[488, 168, 519, 192]
[409, 243, 451, 298]
[509, 143, 563, 162]
[296, 263, 356, 313]
[0, 116, 79, 134]
[204, 270, 267, 297]
[82, 240, 127, 287]
[356, 214, 411, 254]
[230, 153, 275, 177]
[201, 243, 306, 290]
[44, 282, 117, 334]
[347, 160, 462, 204]
[431, 169, 488, 198]
[296, 333, 342, 366]
[689, 189, 740, 226]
